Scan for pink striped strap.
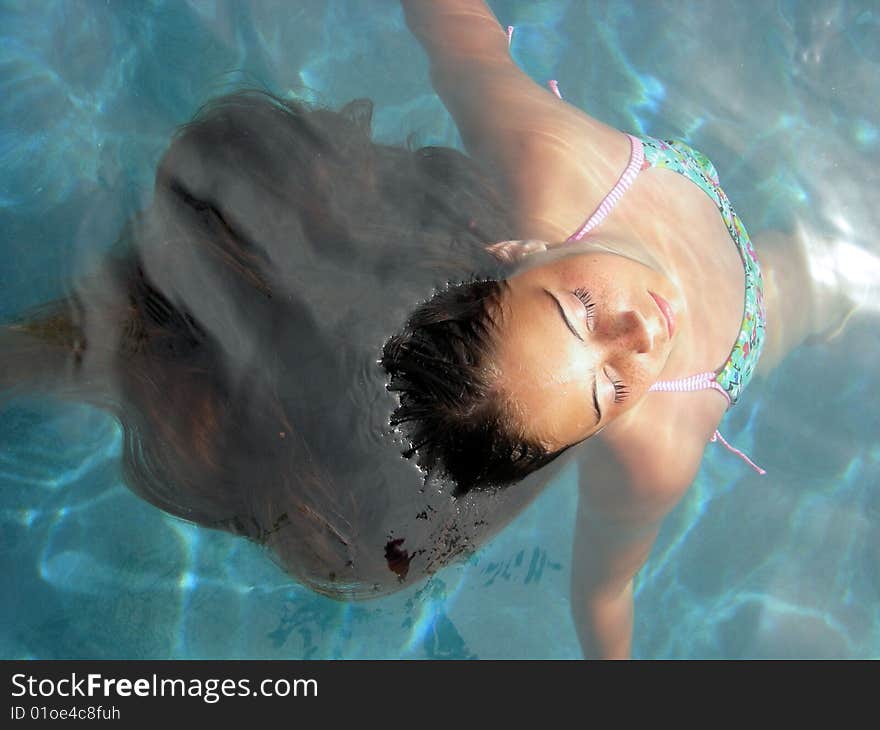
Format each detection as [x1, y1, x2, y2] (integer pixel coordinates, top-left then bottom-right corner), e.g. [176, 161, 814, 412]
[711, 430, 767, 475]
[505, 27, 650, 251]
[566, 134, 646, 242]
[649, 372, 765, 474]
[507, 28, 564, 102]
[649, 371, 731, 405]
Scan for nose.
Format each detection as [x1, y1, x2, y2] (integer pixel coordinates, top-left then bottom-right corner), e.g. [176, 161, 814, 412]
[596, 308, 654, 355]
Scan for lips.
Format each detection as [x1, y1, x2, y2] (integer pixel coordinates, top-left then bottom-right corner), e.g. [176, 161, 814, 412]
[649, 291, 676, 339]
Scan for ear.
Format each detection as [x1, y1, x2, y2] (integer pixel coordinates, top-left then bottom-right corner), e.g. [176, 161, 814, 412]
[484, 239, 548, 263]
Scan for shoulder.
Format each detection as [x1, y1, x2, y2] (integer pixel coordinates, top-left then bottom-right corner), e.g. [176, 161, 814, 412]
[577, 394, 719, 524]
[422, 52, 632, 212]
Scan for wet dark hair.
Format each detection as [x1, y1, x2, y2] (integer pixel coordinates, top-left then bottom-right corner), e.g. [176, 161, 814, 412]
[381, 280, 569, 496]
[3, 87, 562, 598]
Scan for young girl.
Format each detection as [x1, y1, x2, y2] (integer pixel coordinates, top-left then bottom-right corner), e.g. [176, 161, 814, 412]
[383, 0, 870, 657]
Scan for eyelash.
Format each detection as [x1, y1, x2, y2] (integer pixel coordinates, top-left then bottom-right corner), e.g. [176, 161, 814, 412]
[573, 287, 628, 405]
[572, 287, 596, 326]
[611, 378, 629, 404]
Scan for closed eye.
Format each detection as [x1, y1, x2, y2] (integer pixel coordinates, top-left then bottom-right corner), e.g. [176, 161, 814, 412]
[541, 289, 627, 423]
[543, 289, 583, 342]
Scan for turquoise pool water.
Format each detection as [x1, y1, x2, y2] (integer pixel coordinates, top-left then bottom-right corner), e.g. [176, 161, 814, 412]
[1, 0, 878, 658]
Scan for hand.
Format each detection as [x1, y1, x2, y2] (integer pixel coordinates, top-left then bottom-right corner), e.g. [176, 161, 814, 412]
[485, 239, 548, 263]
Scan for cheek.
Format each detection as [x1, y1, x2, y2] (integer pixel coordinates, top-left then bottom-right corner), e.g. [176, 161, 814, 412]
[497, 346, 598, 440]
[517, 377, 597, 446]
[612, 358, 663, 405]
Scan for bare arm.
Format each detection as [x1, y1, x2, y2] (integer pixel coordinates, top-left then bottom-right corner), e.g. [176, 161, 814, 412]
[401, 0, 511, 68]
[571, 500, 663, 659]
[400, 0, 622, 187]
[571, 429, 701, 659]
[401, 0, 550, 159]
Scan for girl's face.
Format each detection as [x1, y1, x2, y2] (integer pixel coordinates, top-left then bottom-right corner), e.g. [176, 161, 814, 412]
[492, 246, 683, 450]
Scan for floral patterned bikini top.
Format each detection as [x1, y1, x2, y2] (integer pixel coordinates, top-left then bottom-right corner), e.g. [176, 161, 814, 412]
[635, 135, 766, 407]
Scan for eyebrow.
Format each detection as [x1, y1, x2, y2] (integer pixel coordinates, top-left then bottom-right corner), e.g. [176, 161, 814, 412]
[542, 289, 601, 424]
